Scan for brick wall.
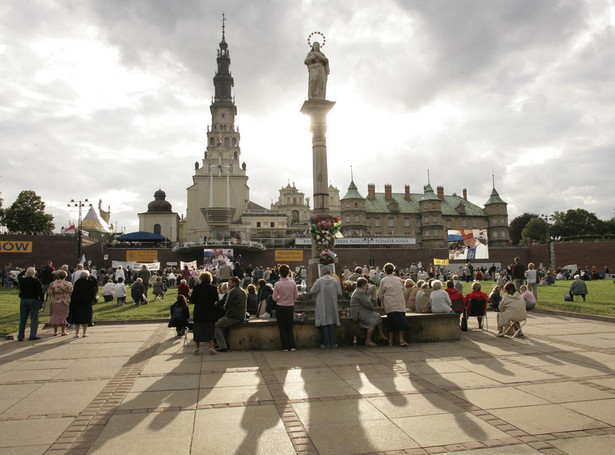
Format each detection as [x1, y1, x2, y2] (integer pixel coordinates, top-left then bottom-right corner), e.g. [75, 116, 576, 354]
[2, 235, 612, 273]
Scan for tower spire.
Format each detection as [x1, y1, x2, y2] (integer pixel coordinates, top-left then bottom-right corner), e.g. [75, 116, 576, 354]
[350, 165, 354, 182]
[427, 169, 430, 185]
[221, 12, 226, 41]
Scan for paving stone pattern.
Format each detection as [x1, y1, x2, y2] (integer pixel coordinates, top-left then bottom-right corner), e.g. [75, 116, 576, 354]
[0, 314, 615, 454]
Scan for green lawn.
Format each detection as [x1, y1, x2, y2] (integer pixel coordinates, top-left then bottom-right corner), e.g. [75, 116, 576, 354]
[1, 279, 614, 336]
[0, 286, 180, 336]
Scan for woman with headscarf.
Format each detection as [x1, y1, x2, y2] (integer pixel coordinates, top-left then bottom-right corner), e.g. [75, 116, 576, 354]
[310, 266, 342, 349]
[189, 271, 219, 355]
[69, 271, 98, 338]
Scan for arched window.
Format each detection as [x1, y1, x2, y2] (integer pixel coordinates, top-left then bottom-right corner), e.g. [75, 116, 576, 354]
[153, 224, 161, 235]
[224, 137, 230, 147]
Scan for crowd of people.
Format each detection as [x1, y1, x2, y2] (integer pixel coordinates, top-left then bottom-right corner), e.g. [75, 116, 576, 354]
[10, 253, 608, 349]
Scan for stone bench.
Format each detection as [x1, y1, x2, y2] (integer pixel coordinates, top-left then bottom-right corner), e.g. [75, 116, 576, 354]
[228, 312, 461, 351]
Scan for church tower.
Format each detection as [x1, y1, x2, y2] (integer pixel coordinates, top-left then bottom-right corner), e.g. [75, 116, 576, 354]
[183, 17, 250, 242]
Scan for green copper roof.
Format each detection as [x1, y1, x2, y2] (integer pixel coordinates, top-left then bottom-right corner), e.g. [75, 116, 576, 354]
[364, 192, 487, 217]
[341, 180, 364, 200]
[485, 187, 506, 205]
[420, 184, 440, 201]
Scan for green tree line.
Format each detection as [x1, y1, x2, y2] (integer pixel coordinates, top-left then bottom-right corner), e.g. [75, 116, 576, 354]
[509, 209, 615, 245]
[0, 190, 55, 234]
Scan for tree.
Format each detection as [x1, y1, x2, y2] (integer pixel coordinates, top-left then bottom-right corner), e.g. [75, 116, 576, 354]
[4, 190, 55, 234]
[0, 193, 4, 226]
[521, 217, 549, 242]
[550, 208, 601, 238]
[509, 213, 539, 245]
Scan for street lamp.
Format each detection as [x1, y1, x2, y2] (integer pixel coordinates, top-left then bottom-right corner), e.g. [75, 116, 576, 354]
[68, 198, 91, 263]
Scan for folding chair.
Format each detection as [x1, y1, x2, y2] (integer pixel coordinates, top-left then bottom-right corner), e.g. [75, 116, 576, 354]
[503, 319, 526, 338]
[451, 299, 464, 314]
[464, 298, 488, 331]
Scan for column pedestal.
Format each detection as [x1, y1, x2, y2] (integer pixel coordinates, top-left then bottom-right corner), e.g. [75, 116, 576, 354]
[301, 99, 335, 289]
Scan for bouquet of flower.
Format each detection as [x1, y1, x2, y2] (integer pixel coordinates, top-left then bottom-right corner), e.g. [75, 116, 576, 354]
[310, 215, 342, 250]
[342, 280, 356, 299]
[319, 249, 336, 264]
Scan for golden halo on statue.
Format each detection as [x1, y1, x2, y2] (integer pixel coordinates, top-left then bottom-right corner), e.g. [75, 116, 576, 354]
[307, 31, 326, 48]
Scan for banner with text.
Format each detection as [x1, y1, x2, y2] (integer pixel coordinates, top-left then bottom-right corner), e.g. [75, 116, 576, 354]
[274, 250, 304, 262]
[0, 241, 33, 253]
[294, 237, 416, 246]
[126, 250, 158, 263]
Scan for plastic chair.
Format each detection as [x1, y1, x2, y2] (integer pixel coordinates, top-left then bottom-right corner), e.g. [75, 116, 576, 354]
[464, 298, 488, 331]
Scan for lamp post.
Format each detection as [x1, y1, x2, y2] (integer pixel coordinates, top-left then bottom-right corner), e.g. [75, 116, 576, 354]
[68, 199, 91, 263]
[540, 214, 554, 269]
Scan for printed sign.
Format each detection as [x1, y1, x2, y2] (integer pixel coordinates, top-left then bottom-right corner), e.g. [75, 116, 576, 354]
[274, 250, 304, 262]
[126, 250, 158, 262]
[433, 258, 450, 266]
[0, 241, 33, 253]
[294, 237, 416, 246]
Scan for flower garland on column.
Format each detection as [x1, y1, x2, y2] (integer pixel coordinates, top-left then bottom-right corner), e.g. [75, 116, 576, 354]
[310, 215, 342, 264]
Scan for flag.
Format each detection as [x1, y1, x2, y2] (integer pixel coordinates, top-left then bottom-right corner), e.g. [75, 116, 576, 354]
[63, 224, 76, 235]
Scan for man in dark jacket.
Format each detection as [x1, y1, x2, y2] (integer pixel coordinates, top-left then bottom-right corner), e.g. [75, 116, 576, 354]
[40, 261, 55, 297]
[17, 267, 45, 341]
[512, 257, 526, 291]
[214, 277, 247, 352]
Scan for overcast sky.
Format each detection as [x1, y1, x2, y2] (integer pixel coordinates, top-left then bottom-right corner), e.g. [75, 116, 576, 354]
[2, 0, 614, 233]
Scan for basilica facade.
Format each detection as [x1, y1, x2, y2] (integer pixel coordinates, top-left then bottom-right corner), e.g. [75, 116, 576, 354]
[138, 27, 509, 250]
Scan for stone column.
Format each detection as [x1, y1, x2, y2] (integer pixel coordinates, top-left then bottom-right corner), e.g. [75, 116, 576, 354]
[301, 99, 335, 289]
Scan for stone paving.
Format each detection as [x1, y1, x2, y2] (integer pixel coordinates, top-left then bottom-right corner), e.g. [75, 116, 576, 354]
[1, 313, 615, 454]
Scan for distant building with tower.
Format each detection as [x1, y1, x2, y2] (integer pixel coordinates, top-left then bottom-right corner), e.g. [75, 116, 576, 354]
[136, 22, 509, 251]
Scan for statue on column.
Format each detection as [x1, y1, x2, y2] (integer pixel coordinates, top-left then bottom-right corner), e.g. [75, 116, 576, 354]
[305, 32, 329, 100]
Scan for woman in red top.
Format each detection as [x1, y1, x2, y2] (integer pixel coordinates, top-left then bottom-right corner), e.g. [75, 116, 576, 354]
[462, 282, 489, 329]
[445, 280, 464, 313]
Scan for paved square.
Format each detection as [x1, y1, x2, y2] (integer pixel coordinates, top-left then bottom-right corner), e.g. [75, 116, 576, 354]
[0, 312, 614, 454]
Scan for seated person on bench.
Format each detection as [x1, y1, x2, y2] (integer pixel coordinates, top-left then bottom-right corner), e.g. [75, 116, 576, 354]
[350, 278, 386, 346]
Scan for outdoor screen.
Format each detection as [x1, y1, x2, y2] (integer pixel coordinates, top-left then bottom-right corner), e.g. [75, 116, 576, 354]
[448, 229, 489, 260]
[203, 248, 234, 269]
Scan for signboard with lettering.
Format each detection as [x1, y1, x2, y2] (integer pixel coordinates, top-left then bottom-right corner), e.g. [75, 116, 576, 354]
[126, 250, 158, 262]
[0, 241, 33, 253]
[274, 250, 304, 262]
[294, 237, 416, 246]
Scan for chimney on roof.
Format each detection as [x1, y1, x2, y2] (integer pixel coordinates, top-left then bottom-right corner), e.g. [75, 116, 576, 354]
[463, 188, 468, 200]
[404, 185, 410, 200]
[437, 186, 444, 201]
[367, 184, 375, 200]
[384, 184, 392, 200]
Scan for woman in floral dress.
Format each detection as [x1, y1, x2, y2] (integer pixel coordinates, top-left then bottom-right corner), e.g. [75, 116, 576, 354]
[47, 270, 73, 336]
